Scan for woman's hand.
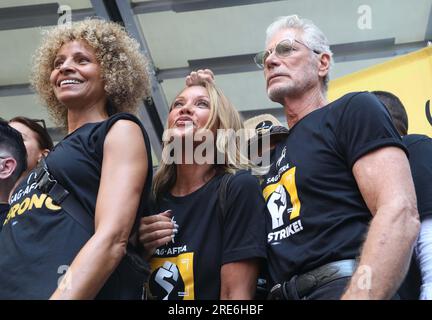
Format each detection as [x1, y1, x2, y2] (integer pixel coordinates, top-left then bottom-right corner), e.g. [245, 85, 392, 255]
[139, 210, 177, 260]
[186, 69, 215, 86]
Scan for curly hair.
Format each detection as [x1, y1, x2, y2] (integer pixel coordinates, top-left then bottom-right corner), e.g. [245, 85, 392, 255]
[30, 19, 150, 127]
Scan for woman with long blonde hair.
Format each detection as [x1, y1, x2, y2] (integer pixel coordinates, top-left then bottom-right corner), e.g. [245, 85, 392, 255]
[139, 79, 267, 300]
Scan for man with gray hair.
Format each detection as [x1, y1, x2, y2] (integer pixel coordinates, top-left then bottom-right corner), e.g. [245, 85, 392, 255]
[255, 15, 419, 299]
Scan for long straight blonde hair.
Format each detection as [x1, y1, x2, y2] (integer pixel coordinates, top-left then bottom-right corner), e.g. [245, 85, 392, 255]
[152, 81, 254, 200]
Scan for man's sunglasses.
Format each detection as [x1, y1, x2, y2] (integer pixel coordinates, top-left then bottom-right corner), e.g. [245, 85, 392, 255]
[254, 38, 321, 69]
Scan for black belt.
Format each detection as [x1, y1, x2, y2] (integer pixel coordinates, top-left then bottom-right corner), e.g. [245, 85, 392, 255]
[268, 259, 356, 300]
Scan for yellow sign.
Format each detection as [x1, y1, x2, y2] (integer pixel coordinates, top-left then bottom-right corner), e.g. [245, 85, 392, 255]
[328, 46, 432, 136]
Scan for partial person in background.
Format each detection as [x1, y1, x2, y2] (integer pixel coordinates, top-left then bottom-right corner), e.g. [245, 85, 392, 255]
[9, 117, 53, 177]
[139, 80, 267, 300]
[374, 90, 432, 300]
[0, 120, 27, 229]
[0, 19, 152, 299]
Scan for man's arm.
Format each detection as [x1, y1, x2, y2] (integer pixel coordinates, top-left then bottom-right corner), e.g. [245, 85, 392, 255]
[341, 146, 420, 299]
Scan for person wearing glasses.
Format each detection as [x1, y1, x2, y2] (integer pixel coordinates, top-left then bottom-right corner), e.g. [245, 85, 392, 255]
[252, 15, 419, 300]
[139, 80, 267, 300]
[8, 117, 53, 178]
[0, 19, 152, 299]
[0, 120, 27, 230]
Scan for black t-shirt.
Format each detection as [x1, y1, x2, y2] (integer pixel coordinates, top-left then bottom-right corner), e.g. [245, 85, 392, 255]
[0, 203, 9, 231]
[0, 113, 152, 299]
[398, 134, 432, 299]
[261, 92, 406, 286]
[146, 171, 267, 300]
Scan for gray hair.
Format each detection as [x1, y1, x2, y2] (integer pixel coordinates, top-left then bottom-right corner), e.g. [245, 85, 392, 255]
[265, 15, 333, 92]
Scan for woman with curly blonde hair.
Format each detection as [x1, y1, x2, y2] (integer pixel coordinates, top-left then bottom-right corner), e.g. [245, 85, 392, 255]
[139, 75, 267, 300]
[0, 19, 153, 300]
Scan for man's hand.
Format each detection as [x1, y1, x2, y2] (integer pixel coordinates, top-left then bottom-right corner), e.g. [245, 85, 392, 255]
[186, 69, 215, 86]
